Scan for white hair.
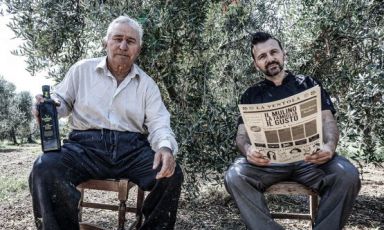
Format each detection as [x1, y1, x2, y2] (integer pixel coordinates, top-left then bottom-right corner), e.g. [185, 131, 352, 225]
[103, 16, 144, 46]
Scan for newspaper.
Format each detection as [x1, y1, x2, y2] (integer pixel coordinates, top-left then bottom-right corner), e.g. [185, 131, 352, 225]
[239, 86, 322, 163]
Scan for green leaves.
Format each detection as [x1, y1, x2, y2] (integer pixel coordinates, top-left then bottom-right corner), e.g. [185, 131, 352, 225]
[0, 76, 33, 144]
[4, 0, 384, 195]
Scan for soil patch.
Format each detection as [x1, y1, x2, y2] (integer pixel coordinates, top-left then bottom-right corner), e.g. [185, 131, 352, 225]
[0, 145, 383, 229]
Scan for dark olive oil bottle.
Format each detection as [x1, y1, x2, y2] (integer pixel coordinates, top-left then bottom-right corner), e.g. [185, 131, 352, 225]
[38, 85, 61, 152]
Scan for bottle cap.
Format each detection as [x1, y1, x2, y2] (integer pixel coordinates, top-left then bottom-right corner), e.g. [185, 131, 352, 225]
[42, 85, 50, 92]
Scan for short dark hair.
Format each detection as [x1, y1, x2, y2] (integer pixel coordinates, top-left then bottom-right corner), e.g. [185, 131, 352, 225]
[250, 32, 283, 59]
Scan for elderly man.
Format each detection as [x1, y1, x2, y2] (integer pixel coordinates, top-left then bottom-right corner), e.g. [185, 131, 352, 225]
[29, 16, 183, 230]
[224, 32, 360, 230]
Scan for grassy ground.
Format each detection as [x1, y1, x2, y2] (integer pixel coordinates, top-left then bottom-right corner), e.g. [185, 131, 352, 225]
[0, 144, 383, 230]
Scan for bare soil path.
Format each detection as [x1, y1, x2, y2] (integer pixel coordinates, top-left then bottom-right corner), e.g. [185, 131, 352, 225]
[0, 144, 383, 230]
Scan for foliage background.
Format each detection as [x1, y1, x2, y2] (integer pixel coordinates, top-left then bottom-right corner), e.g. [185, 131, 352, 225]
[2, 0, 384, 195]
[0, 76, 33, 144]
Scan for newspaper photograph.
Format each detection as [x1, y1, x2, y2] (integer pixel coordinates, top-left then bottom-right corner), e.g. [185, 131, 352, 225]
[239, 86, 323, 163]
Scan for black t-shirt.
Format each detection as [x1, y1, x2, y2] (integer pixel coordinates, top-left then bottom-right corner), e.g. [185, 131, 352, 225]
[238, 72, 336, 124]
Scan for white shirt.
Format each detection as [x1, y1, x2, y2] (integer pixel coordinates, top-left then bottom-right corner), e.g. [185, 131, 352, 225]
[53, 56, 178, 155]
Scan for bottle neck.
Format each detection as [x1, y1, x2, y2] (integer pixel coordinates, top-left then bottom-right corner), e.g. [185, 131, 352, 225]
[43, 91, 50, 99]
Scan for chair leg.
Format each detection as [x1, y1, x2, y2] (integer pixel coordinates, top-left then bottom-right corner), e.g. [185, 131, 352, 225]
[135, 188, 145, 229]
[309, 194, 318, 229]
[78, 188, 85, 222]
[118, 180, 129, 230]
[118, 201, 127, 230]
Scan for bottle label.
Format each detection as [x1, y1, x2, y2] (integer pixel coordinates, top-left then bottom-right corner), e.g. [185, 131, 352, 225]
[42, 115, 54, 139]
[39, 102, 60, 152]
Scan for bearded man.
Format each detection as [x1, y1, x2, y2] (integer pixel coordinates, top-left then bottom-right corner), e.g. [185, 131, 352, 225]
[224, 32, 360, 230]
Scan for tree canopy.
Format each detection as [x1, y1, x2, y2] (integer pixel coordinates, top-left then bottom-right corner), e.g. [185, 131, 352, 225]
[0, 76, 33, 144]
[4, 0, 384, 193]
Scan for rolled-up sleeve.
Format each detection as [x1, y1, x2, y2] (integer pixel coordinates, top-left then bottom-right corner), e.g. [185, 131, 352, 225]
[144, 82, 178, 155]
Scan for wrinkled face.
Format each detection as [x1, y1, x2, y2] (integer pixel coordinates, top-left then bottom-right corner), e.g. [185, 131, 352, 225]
[105, 23, 141, 70]
[252, 39, 285, 77]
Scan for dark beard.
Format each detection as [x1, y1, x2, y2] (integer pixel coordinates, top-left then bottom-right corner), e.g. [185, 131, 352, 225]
[264, 61, 283, 77]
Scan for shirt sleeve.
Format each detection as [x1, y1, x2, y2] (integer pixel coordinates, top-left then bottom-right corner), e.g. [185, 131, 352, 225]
[237, 88, 253, 125]
[144, 81, 178, 155]
[52, 64, 78, 118]
[309, 77, 336, 114]
[320, 87, 336, 114]
[237, 98, 245, 125]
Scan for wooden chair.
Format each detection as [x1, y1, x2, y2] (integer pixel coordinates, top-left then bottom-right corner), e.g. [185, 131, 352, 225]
[77, 179, 145, 230]
[265, 181, 319, 229]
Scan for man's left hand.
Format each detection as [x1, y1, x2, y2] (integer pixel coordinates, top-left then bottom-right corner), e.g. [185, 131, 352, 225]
[304, 144, 334, 165]
[153, 147, 176, 179]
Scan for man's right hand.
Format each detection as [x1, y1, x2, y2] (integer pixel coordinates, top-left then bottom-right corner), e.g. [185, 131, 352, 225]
[32, 95, 61, 124]
[31, 94, 45, 124]
[246, 144, 270, 166]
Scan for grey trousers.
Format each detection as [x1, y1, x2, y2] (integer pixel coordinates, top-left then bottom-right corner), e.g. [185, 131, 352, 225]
[224, 155, 361, 230]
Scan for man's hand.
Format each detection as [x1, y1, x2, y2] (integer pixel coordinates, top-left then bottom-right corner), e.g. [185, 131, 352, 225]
[153, 147, 176, 179]
[236, 124, 270, 166]
[246, 144, 270, 166]
[31, 95, 61, 124]
[31, 94, 45, 123]
[304, 144, 334, 165]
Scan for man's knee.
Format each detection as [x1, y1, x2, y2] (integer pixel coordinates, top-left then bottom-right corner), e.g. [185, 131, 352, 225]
[224, 163, 246, 190]
[330, 156, 361, 192]
[163, 163, 184, 189]
[342, 167, 361, 193]
[172, 163, 184, 185]
[30, 153, 63, 178]
[139, 163, 184, 191]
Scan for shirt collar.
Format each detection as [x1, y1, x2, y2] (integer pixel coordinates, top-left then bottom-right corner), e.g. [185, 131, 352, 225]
[96, 56, 140, 79]
[263, 71, 294, 87]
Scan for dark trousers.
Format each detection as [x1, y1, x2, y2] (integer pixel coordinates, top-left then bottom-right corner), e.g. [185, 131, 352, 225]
[224, 155, 361, 230]
[29, 129, 184, 230]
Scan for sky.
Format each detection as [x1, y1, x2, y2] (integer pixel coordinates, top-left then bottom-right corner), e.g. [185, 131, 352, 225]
[0, 12, 54, 96]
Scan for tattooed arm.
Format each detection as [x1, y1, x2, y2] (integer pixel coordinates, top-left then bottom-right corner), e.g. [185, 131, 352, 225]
[236, 124, 251, 157]
[236, 124, 270, 166]
[305, 110, 339, 164]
